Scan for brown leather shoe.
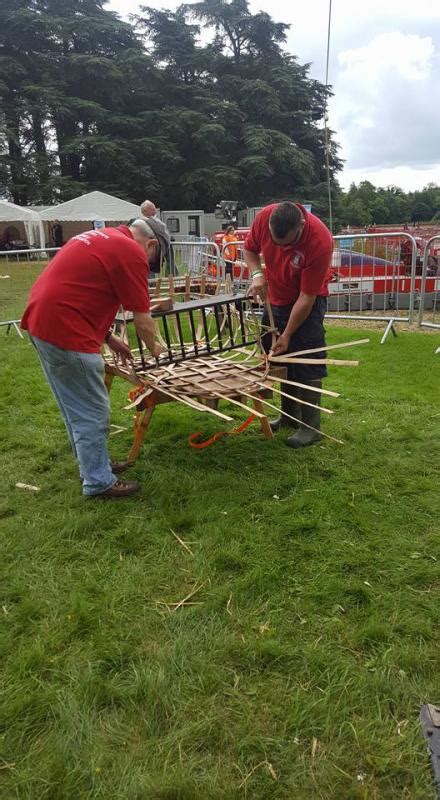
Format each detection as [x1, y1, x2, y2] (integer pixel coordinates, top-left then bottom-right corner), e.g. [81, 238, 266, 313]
[111, 460, 132, 475]
[80, 461, 132, 484]
[94, 480, 140, 499]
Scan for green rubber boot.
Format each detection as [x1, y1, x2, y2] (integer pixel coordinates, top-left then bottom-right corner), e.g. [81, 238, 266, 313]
[286, 381, 322, 448]
[270, 384, 302, 432]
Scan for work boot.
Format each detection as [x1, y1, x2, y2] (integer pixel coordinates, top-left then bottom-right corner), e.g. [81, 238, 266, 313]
[286, 381, 322, 449]
[111, 460, 132, 475]
[93, 480, 140, 499]
[270, 384, 302, 431]
[80, 461, 131, 484]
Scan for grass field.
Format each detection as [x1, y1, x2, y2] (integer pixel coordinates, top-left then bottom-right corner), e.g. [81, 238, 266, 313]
[1, 327, 440, 799]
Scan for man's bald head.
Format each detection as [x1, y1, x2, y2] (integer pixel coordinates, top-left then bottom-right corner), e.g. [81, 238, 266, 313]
[140, 200, 157, 218]
[129, 219, 158, 256]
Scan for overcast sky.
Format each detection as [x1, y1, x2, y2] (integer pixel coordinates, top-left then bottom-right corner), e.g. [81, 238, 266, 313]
[108, 0, 440, 191]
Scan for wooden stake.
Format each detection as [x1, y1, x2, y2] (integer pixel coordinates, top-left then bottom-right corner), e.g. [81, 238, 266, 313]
[237, 390, 343, 445]
[269, 355, 359, 366]
[291, 338, 370, 358]
[211, 356, 340, 398]
[128, 404, 155, 463]
[261, 382, 334, 415]
[253, 398, 273, 439]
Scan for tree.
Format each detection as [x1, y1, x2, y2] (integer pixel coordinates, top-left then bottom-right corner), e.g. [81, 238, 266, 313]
[1, 0, 341, 213]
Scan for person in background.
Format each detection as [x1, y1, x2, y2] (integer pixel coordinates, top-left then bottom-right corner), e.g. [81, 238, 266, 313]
[244, 201, 333, 449]
[51, 220, 64, 248]
[222, 224, 238, 277]
[21, 219, 162, 499]
[140, 200, 174, 274]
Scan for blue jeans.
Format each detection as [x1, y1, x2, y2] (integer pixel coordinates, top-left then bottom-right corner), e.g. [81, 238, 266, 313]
[30, 336, 117, 496]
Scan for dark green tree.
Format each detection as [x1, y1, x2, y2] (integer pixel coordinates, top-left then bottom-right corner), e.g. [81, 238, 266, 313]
[1, 0, 342, 215]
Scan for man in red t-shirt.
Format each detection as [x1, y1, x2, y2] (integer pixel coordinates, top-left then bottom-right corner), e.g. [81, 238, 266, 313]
[244, 202, 333, 448]
[21, 220, 162, 498]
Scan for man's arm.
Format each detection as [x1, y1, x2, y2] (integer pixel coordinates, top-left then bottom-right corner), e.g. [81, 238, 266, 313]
[133, 312, 162, 358]
[244, 213, 268, 301]
[244, 249, 268, 301]
[271, 292, 316, 356]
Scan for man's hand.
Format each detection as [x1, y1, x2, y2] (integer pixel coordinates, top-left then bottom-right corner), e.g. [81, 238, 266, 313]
[251, 274, 268, 303]
[107, 334, 133, 365]
[270, 331, 290, 357]
[146, 238, 158, 261]
[150, 341, 163, 359]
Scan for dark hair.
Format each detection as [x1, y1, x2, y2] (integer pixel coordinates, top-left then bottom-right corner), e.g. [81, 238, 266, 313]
[269, 202, 301, 239]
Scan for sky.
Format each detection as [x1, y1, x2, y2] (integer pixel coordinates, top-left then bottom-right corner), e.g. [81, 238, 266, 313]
[107, 0, 440, 192]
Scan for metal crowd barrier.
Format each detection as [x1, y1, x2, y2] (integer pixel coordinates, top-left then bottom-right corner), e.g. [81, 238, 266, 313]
[220, 241, 249, 287]
[328, 232, 418, 342]
[417, 235, 440, 335]
[168, 239, 222, 282]
[0, 247, 60, 336]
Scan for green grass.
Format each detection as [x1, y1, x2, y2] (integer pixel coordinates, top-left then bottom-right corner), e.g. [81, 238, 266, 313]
[0, 261, 47, 324]
[1, 327, 440, 799]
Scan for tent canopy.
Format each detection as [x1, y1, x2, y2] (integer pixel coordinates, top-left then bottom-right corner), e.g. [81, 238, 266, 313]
[0, 199, 40, 222]
[0, 199, 45, 248]
[39, 190, 141, 222]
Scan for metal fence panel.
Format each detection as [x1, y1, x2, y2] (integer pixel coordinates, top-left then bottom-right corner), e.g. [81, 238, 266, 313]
[169, 238, 222, 281]
[418, 236, 440, 331]
[329, 232, 418, 326]
[0, 247, 60, 334]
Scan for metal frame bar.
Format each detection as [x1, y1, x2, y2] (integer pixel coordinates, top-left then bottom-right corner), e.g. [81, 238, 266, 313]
[418, 235, 440, 333]
[0, 246, 60, 261]
[169, 239, 222, 284]
[330, 232, 418, 325]
[131, 295, 258, 369]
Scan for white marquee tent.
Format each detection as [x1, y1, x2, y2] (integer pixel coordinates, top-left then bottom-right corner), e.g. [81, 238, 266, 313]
[0, 199, 45, 248]
[38, 190, 141, 222]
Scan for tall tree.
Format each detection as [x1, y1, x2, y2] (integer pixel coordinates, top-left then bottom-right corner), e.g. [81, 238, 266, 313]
[1, 0, 342, 215]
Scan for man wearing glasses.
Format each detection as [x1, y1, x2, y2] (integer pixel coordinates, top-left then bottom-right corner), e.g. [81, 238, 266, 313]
[244, 201, 333, 449]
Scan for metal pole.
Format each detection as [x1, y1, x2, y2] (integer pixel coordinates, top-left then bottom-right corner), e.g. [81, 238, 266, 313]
[324, 0, 333, 233]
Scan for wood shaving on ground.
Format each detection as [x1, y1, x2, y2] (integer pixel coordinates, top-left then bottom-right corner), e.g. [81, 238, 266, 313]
[169, 528, 194, 556]
[109, 424, 127, 436]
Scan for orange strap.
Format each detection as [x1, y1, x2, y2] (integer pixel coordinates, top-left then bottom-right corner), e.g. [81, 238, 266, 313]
[128, 385, 155, 434]
[129, 384, 148, 403]
[188, 414, 257, 449]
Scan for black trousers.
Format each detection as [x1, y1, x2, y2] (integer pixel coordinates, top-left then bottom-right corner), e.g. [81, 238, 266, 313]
[262, 296, 327, 383]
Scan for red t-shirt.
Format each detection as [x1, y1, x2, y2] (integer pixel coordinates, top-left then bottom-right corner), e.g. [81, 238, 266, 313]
[21, 226, 151, 352]
[244, 204, 333, 306]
